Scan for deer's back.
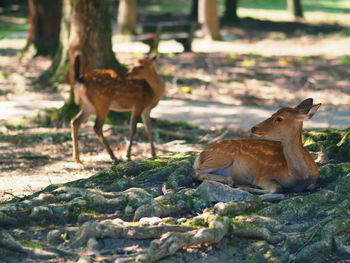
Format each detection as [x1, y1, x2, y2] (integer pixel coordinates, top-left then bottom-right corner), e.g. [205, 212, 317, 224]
[81, 69, 155, 110]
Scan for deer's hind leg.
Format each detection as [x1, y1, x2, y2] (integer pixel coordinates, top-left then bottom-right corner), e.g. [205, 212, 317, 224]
[126, 106, 143, 161]
[71, 107, 93, 163]
[141, 108, 156, 157]
[93, 103, 118, 163]
[193, 153, 234, 185]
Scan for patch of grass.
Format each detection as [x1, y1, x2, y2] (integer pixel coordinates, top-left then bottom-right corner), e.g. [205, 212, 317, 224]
[152, 118, 197, 130]
[338, 55, 350, 65]
[0, 21, 27, 39]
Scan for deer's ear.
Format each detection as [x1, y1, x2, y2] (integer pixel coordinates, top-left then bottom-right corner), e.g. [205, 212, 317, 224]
[296, 98, 313, 111]
[296, 103, 321, 120]
[150, 53, 158, 61]
[145, 53, 157, 60]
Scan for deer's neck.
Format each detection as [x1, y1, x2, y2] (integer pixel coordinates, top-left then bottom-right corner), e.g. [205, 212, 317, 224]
[281, 127, 313, 177]
[144, 68, 165, 99]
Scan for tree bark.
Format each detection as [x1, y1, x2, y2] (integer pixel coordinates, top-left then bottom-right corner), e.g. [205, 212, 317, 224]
[190, 0, 198, 21]
[117, 0, 137, 35]
[24, 0, 62, 57]
[37, 0, 125, 126]
[287, 0, 304, 19]
[37, 0, 72, 84]
[198, 0, 221, 40]
[222, 0, 239, 22]
[69, 0, 123, 85]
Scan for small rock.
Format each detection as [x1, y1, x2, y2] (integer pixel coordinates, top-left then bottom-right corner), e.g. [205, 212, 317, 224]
[89, 194, 107, 208]
[77, 256, 92, 263]
[139, 217, 162, 226]
[259, 194, 285, 202]
[315, 145, 329, 164]
[57, 193, 75, 202]
[47, 229, 64, 245]
[124, 205, 134, 216]
[77, 213, 93, 224]
[109, 178, 134, 191]
[195, 180, 253, 202]
[162, 217, 179, 225]
[37, 193, 57, 203]
[106, 197, 127, 210]
[122, 187, 153, 207]
[67, 198, 87, 209]
[87, 237, 99, 251]
[30, 206, 53, 220]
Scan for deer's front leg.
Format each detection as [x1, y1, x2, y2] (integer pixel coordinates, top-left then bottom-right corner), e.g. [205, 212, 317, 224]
[193, 171, 234, 186]
[141, 109, 156, 157]
[71, 108, 92, 163]
[127, 107, 142, 161]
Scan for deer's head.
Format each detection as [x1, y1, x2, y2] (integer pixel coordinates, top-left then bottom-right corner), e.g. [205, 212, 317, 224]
[251, 98, 321, 141]
[127, 54, 158, 80]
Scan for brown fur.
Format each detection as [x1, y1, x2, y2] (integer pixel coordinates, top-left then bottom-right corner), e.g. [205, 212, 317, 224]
[193, 98, 321, 193]
[71, 55, 165, 163]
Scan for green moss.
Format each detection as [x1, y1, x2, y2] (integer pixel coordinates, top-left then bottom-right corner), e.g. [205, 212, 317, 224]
[319, 163, 350, 183]
[67, 197, 98, 218]
[105, 111, 130, 125]
[31, 98, 80, 127]
[182, 217, 207, 228]
[303, 129, 350, 162]
[0, 247, 14, 260]
[152, 118, 197, 130]
[18, 239, 45, 250]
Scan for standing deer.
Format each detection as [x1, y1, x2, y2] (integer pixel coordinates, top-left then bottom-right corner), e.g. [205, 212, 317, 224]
[71, 54, 165, 163]
[193, 98, 321, 193]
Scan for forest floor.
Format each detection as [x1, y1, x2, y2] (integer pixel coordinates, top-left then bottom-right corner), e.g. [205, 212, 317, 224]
[1, 18, 350, 201]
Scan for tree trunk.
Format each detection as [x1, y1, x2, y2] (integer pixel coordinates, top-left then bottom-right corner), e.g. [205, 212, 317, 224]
[222, 0, 239, 22]
[198, 0, 221, 40]
[190, 0, 198, 21]
[117, 0, 137, 35]
[24, 0, 62, 57]
[37, 0, 125, 126]
[69, 0, 123, 85]
[287, 0, 304, 19]
[37, 0, 72, 84]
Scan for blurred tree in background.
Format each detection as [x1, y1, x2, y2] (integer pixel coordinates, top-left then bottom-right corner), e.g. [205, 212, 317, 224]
[190, 0, 199, 20]
[23, 0, 62, 57]
[199, 0, 221, 40]
[38, 0, 71, 84]
[222, 0, 239, 22]
[288, 0, 304, 19]
[68, 0, 122, 85]
[117, 0, 137, 35]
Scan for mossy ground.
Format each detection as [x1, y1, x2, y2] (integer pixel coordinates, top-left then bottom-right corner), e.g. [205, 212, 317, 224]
[0, 127, 349, 262]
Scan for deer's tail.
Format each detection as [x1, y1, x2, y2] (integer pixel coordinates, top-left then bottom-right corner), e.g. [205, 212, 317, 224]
[73, 53, 84, 105]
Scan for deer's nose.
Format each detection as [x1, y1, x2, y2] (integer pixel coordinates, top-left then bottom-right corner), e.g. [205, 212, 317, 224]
[251, 126, 257, 133]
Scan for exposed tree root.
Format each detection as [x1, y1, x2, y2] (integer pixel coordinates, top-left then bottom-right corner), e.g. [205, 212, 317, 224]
[133, 214, 231, 263]
[0, 229, 59, 259]
[70, 218, 196, 248]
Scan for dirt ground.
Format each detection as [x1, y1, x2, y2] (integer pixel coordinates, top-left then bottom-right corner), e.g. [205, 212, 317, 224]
[1, 19, 350, 201]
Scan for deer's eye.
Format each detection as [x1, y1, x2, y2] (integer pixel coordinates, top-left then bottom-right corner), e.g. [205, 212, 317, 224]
[276, 117, 283, 122]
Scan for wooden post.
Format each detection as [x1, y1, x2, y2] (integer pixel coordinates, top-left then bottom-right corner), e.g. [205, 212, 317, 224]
[198, 0, 221, 40]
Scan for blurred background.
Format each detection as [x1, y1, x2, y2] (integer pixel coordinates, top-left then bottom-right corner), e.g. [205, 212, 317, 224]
[0, 0, 349, 195]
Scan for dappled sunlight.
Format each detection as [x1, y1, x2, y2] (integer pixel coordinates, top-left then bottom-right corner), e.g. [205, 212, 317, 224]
[152, 98, 350, 130]
[192, 37, 350, 56]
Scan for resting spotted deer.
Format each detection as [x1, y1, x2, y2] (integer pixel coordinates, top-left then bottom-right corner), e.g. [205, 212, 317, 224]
[193, 98, 321, 193]
[71, 54, 165, 163]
